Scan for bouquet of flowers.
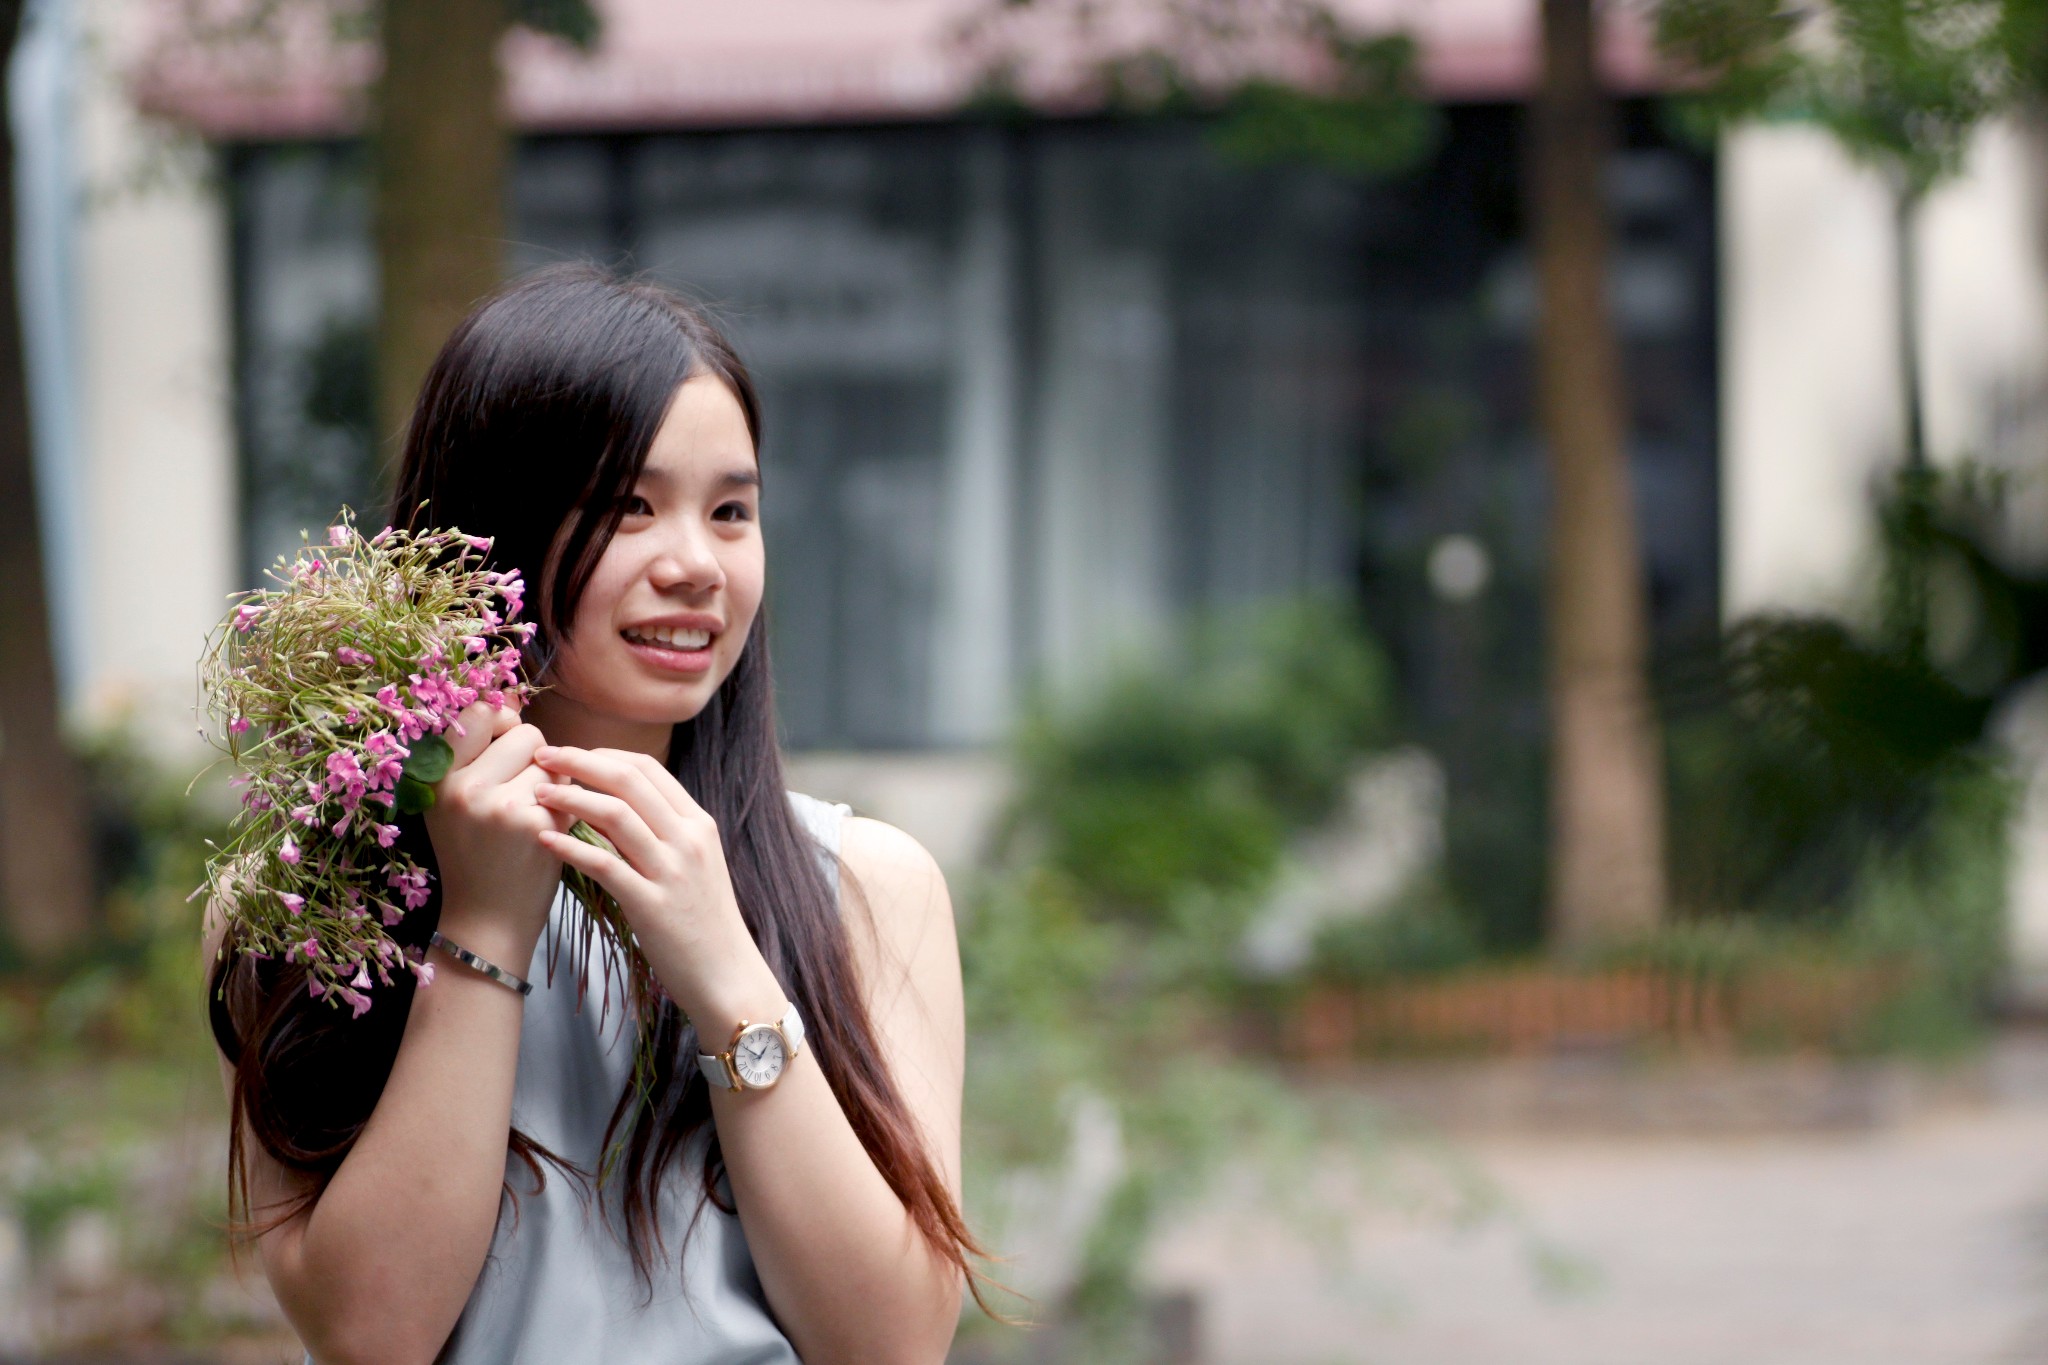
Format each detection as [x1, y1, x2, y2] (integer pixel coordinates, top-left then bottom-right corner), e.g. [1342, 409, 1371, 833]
[195, 508, 645, 1021]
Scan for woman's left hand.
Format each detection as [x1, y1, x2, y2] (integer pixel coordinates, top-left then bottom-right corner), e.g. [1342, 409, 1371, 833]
[530, 744, 783, 1028]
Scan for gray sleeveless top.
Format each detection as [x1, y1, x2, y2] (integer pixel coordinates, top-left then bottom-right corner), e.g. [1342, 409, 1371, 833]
[429, 790, 851, 1365]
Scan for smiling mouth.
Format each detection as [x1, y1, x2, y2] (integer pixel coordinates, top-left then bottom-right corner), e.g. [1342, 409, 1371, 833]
[621, 625, 714, 653]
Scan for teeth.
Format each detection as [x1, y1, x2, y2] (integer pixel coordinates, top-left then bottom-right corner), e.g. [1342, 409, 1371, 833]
[624, 624, 711, 650]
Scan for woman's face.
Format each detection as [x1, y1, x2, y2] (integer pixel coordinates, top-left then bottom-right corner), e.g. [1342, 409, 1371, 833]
[539, 373, 764, 739]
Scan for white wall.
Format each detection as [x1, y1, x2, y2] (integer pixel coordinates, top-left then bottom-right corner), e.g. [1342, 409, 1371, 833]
[70, 0, 238, 764]
[1722, 116, 2048, 1003]
[1722, 118, 2048, 619]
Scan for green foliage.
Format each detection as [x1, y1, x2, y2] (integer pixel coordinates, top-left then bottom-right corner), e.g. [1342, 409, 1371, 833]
[963, 0, 1439, 180]
[960, 598, 1414, 1349]
[1659, 464, 2028, 1052]
[1653, 0, 2021, 197]
[1307, 884, 1483, 986]
[1845, 763, 2013, 1050]
[1210, 32, 1443, 176]
[25, 725, 231, 1058]
[510, 0, 601, 48]
[1009, 599, 1394, 931]
[395, 731, 454, 812]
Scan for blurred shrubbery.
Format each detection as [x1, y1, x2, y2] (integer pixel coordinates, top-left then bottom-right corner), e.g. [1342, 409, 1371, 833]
[957, 598, 1417, 1357]
[0, 726, 270, 1352]
[1655, 464, 2032, 1049]
[1004, 597, 1394, 924]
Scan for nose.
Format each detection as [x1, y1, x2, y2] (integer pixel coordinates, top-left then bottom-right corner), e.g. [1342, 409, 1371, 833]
[647, 524, 725, 595]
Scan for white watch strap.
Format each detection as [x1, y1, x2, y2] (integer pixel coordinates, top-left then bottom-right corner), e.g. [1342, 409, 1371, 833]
[697, 1002, 803, 1091]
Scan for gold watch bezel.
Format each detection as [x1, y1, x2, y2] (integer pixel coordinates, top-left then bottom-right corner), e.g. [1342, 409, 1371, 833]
[720, 1018, 791, 1091]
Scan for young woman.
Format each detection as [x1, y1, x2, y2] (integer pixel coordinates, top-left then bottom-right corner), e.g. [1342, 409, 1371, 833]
[206, 263, 984, 1364]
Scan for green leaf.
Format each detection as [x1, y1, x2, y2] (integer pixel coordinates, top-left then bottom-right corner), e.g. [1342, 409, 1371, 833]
[393, 775, 437, 814]
[403, 734, 454, 785]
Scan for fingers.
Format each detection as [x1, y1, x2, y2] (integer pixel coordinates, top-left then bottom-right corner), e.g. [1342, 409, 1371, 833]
[456, 723, 548, 790]
[442, 700, 520, 774]
[533, 746, 694, 841]
[538, 824, 650, 901]
[534, 781, 668, 877]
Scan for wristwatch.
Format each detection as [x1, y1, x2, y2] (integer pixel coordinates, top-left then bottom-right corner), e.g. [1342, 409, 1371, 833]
[698, 1003, 805, 1092]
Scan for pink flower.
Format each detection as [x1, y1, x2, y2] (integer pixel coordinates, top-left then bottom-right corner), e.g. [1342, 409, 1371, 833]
[336, 646, 373, 666]
[307, 978, 326, 998]
[344, 708, 361, 724]
[387, 865, 432, 910]
[409, 958, 436, 988]
[326, 750, 368, 809]
[463, 534, 493, 552]
[233, 604, 264, 632]
[326, 750, 365, 788]
[279, 837, 301, 865]
[280, 892, 305, 915]
[290, 803, 322, 828]
[351, 964, 373, 990]
[363, 732, 408, 790]
[375, 823, 401, 848]
[463, 635, 488, 656]
[229, 715, 251, 735]
[340, 987, 372, 1018]
[300, 938, 320, 960]
[379, 900, 404, 927]
[328, 525, 350, 547]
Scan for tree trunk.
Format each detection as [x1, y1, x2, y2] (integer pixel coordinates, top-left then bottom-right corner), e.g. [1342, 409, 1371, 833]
[1532, 0, 1666, 948]
[1893, 186, 1929, 473]
[0, 0, 94, 965]
[373, 0, 508, 485]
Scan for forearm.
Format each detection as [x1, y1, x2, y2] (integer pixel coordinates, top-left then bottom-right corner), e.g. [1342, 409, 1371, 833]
[696, 976, 961, 1365]
[715, 1065, 960, 1363]
[269, 908, 532, 1365]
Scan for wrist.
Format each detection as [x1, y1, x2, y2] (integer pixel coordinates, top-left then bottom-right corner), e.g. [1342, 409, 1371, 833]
[432, 903, 542, 980]
[678, 957, 789, 1046]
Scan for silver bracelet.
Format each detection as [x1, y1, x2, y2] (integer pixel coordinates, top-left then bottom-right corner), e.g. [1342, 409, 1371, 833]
[429, 930, 534, 996]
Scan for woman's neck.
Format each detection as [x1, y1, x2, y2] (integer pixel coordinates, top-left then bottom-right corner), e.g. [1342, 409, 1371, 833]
[522, 690, 672, 764]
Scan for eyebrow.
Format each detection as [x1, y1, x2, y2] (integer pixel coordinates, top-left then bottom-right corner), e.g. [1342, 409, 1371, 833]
[636, 465, 761, 493]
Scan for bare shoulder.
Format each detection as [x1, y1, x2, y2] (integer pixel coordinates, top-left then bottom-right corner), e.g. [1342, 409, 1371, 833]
[838, 815, 948, 907]
[833, 816, 961, 1030]
[832, 815, 965, 1168]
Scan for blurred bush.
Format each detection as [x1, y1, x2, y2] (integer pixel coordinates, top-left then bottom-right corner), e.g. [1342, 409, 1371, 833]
[1657, 463, 2032, 1049]
[1306, 881, 1483, 986]
[0, 726, 267, 1354]
[958, 598, 1416, 1357]
[1005, 596, 1394, 926]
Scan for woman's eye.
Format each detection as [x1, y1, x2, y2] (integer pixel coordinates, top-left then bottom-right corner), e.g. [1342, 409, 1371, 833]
[712, 502, 754, 523]
[620, 495, 654, 517]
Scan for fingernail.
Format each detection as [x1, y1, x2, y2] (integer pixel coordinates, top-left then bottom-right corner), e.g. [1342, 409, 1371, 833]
[536, 745, 556, 758]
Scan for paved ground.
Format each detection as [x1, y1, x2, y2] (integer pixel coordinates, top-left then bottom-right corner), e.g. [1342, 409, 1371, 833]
[1151, 1039, 2048, 1365]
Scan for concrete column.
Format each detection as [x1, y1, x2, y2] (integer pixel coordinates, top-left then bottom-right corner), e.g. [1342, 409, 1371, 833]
[75, 0, 237, 763]
[929, 130, 1018, 745]
[1030, 143, 1172, 695]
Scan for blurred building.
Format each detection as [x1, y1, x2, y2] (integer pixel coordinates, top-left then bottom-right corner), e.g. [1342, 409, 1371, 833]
[24, 1, 2048, 924]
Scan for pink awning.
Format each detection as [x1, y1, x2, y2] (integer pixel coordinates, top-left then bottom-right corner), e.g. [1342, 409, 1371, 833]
[135, 0, 1669, 141]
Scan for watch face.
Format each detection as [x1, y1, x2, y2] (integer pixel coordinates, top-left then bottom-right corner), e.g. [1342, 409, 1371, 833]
[734, 1025, 787, 1089]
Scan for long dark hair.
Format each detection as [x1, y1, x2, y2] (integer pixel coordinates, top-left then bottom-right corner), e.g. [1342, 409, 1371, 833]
[210, 262, 988, 1307]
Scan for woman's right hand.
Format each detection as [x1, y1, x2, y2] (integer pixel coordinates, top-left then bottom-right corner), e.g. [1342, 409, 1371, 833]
[421, 701, 566, 963]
